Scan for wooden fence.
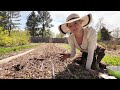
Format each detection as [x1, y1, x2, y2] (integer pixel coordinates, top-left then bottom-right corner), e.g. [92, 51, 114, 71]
[30, 37, 68, 43]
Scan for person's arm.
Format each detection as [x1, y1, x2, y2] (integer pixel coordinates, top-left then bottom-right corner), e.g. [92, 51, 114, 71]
[68, 35, 76, 58]
[60, 35, 76, 61]
[86, 28, 97, 69]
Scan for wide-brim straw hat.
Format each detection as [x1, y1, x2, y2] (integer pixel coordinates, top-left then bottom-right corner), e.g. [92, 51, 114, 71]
[58, 13, 92, 35]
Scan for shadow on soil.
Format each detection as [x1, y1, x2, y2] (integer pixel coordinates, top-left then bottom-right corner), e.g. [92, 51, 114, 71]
[54, 57, 101, 79]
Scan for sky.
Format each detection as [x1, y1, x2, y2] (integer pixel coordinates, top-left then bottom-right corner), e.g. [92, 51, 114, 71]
[19, 11, 120, 35]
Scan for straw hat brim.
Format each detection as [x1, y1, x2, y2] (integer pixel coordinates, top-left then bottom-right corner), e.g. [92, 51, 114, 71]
[58, 14, 92, 35]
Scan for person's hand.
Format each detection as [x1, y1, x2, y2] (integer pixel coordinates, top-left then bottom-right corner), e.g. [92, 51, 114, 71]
[59, 53, 70, 61]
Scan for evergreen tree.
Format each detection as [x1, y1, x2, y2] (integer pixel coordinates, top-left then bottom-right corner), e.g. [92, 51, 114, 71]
[26, 11, 39, 37]
[37, 11, 53, 38]
[100, 26, 111, 41]
[0, 11, 9, 30]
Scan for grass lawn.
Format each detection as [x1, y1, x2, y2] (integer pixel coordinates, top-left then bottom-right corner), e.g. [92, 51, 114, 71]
[0, 43, 42, 56]
[102, 54, 120, 66]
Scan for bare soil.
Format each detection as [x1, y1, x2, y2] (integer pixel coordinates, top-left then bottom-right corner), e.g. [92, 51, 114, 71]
[0, 43, 104, 79]
[105, 49, 120, 57]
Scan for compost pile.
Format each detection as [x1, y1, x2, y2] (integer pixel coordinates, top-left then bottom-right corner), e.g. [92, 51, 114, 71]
[0, 43, 99, 79]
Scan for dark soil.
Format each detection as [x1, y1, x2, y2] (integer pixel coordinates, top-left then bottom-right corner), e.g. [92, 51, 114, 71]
[0, 43, 101, 79]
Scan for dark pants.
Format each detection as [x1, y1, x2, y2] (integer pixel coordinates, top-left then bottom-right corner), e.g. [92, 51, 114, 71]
[79, 45, 106, 70]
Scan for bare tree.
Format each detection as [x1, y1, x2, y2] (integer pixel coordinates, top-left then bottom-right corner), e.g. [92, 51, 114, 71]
[6, 11, 21, 36]
[95, 17, 106, 31]
[111, 27, 120, 38]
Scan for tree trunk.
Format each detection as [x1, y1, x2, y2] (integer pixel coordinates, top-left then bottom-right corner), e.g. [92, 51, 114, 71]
[8, 30, 11, 36]
[42, 24, 45, 38]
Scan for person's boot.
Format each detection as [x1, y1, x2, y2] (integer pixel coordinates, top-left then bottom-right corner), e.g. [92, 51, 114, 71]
[96, 46, 106, 69]
[79, 52, 88, 68]
[99, 62, 107, 69]
[91, 53, 101, 71]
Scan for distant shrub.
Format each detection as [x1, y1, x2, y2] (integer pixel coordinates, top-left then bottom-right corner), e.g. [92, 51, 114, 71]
[0, 27, 30, 47]
[98, 40, 117, 50]
[97, 31, 102, 41]
[98, 42, 107, 48]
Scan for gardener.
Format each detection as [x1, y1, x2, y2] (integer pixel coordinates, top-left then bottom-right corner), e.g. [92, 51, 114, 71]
[58, 13, 107, 71]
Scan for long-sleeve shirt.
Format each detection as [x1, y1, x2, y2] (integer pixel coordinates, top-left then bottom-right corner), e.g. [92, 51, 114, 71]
[67, 27, 97, 69]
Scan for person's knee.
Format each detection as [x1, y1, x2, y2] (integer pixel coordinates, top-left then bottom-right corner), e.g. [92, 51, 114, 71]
[98, 51, 105, 57]
[82, 52, 88, 56]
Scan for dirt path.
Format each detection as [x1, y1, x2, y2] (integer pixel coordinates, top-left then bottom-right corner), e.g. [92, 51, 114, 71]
[0, 43, 101, 79]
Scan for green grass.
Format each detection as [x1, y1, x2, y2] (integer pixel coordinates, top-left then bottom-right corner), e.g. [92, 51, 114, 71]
[0, 43, 42, 56]
[61, 43, 79, 53]
[61, 43, 71, 52]
[102, 54, 120, 66]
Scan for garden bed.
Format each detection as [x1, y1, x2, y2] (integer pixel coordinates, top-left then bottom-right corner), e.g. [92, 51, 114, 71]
[0, 43, 101, 79]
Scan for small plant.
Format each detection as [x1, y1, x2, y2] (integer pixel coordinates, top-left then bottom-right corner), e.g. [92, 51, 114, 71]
[102, 54, 120, 66]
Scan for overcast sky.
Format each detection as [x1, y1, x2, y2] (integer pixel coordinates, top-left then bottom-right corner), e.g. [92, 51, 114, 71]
[19, 11, 120, 34]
